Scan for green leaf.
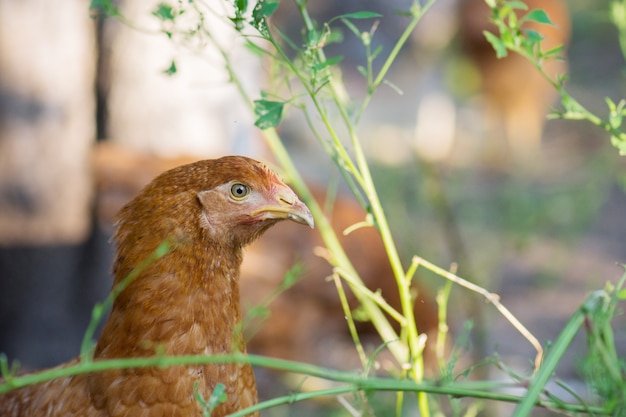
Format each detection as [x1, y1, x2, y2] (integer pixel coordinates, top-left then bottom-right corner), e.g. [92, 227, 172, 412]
[606, 97, 618, 113]
[313, 55, 343, 72]
[207, 383, 228, 410]
[281, 263, 304, 288]
[500, 29, 515, 47]
[382, 79, 404, 95]
[252, 0, 279, 28]
[352, 304, 372, 322]
[543, 44, 565, 58]
[617, 288, 626, 300]
[609, 113, 623, 129]
[524, 9, 554, 25]
[483, 31, 508, 58]
[560, 95, 587, 119]
[235, 0, 248, 14]
[371, 45, 383, 60]
[333, 11, 382, 34]
[0, 354, 20, 379]
[254, 99, 284, 129]
[89, 0, 120, 17]
[505, 1, 529, 10]
[525, 29, 545, 45]
[611, 135, 626, 155]
[337, 11, 382, 20]
[163, 60, 177, 76]
[194, 381, 228, 416]
[505, 9, 520, 29]
[152, 3, 175, 21]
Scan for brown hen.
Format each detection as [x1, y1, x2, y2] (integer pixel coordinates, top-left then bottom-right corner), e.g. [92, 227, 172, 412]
[93, 143, 441, 375]
[0, 155, 313, 417]
[92, 144, 441, 376]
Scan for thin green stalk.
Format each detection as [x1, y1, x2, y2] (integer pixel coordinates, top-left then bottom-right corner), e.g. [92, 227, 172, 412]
[205, 22, 405, 366]
[332, 272, 369, 368]
[263, 26, 367, 191]
[415, 256, 544, 370]
[249, 5, 424, 372]
[611, 0, 626, 60]
[335, 266, 406, 326]
[230, 386, 358, 417]
[261, 128, 406, 364]
[1, 352, 609, 415]
[354, 0, 437, 124]
[287, 3, 432, 413]
[79, 240, 171, 361]
[436, 278, 453, 373]
[299, 0, 428, 372]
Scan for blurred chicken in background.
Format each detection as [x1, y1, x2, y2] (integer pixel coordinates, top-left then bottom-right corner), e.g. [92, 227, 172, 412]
[458, 0, 571, 160]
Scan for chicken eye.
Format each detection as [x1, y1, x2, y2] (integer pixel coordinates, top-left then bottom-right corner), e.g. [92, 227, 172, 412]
[230, 182, 250, 200]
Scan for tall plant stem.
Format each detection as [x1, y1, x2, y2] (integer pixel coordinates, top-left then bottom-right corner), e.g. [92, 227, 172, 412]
[209, 22, 408, 364]
[295, 3, 432, 414]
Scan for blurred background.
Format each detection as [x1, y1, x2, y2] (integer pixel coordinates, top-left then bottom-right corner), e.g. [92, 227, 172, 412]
[0, 0, 625, 415]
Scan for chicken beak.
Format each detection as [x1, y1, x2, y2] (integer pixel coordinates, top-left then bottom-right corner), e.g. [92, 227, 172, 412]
[252, 187, 314, 228]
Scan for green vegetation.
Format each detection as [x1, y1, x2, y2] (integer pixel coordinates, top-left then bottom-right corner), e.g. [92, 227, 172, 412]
[2, 1, 625, 415]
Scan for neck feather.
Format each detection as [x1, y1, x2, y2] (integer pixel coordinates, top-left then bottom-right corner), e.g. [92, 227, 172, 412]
[96, 237, 246, 358]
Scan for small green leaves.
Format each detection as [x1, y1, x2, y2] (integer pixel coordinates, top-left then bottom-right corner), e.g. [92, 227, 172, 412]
[524, 29, 544, 45]
[337, 11, 382, 20]
[89, 0, 121, 17]
[485, 2, 626, 155]
[523, 9, 554, 25]
[163, 59, 177, 76]
[312, 55, 343, 72]
[235, 0, 248, 14]
[252, 0, 279, 22]
[230, 0, 249, 30]
[486, 3, 557, 57]
[0, 354, 20, 381]
[252, 0, 279, 35]
[483, 31, 508, 58]
[254, 99, 284, 129]
[559, 95, 587, 120]
[281, 263, 304, 289]
[329, 10, 382, 26]
[605, 98, 626, 155]
[233, 0, 280, 33]
[195, 382, 228, 417]
[504, 1, 528, 11]
[153, 3, 175, 21]
[333, 10, 382, 50]
[543, 44, 565, 59]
